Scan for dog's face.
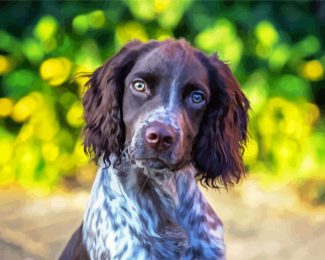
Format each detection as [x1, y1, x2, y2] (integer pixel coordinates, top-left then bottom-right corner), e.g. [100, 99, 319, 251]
[123, 43, 210, 170]
[82, 39, 249, 188]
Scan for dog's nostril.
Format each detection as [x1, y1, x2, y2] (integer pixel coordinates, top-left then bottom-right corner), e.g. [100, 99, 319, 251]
[147, 132, 159, 143]
[163, 136, 173, 145]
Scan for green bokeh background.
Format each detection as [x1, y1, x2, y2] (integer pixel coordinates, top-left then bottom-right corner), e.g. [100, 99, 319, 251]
[0, 0, 324, 203]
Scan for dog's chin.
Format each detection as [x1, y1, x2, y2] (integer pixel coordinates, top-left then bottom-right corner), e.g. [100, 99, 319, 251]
[146, 159, 168, 170]
[137, 158, 170, 171]
[133, 156, 174, 171]
[136, 157, 187, 172]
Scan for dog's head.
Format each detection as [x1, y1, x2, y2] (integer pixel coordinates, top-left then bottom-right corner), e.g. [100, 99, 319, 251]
[82, 39, 249, 188]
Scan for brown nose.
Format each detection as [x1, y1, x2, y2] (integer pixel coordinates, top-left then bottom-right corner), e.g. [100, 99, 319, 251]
[145, 122, 176, 152]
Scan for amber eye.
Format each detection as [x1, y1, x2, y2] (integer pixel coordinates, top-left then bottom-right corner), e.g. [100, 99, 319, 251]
[131, 79, 146, 92]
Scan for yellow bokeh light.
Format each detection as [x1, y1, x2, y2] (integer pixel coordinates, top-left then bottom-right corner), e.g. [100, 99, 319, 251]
[67, 101, 84, 127]
[0, 98, 13, 117]
[34, 15, 58, 41]
[243, 138, 259, 164]
[42, 142, 59, 162]
[72, 14, 89, 34]
[22, 38, 44, 63]
[305, 103, 320, 124]
[116, 21, 149, 47]
[88, 10, 106, 29]
[0, 55, 12, 74]
[0, 165, 15, 185]
[15, 144, 40, 178]
[127, 0, 156, 21]
[40, 57, 72, 86]
[255, 20, 279, 48]
[302, 60, 324, 81]
[242, 72, 268, 113]
[258, 97, 309, 140]
[274, 138, 299, 166]
[33, 113, 59, 141]
[57, 153, 75, 172]
[17, 124, 34, 142]
[299, 154, 316, 175]
[73, 139, 88, 164]
[269, 44, 290, 69]
[154, 0, 171, 13]
[195, 19, 243, 68]
[0, 139, 13, 165]
[11, 95, 37, 122]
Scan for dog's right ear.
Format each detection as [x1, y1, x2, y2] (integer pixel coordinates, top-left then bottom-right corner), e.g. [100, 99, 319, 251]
[193, 52, 250, 189]
[82, 40, 158, 165]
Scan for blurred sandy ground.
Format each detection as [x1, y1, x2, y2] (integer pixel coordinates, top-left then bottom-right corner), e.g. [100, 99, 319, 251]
[0, 176, 324, 260]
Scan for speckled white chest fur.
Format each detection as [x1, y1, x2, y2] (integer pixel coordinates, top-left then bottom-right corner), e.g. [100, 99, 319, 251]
[82, 162, 225, 260]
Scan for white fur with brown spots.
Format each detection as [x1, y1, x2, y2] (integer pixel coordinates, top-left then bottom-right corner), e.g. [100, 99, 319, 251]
[83, 157, 225, 259]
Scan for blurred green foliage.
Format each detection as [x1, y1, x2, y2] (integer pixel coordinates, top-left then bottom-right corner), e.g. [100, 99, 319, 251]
[0, 1, 324, 202]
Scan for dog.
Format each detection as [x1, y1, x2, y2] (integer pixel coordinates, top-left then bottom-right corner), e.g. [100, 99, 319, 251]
[60, 39, 249, 260]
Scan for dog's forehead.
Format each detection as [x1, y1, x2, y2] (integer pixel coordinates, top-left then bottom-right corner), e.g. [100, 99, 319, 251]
[130, 43, 208, 84]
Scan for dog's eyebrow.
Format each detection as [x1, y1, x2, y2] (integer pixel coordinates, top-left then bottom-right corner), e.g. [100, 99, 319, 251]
[131, 71, 159, 83]
[185, 80, 210, 98]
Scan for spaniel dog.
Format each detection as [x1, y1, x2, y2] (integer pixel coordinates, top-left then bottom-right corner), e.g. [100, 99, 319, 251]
[60, 39, 249, 260]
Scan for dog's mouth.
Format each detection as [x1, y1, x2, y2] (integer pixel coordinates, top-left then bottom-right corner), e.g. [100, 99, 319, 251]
[137, 157, 188, 172]
[147, 158, 168, 169]
[141, 158, 169, 170]
[130, 148, 186, 171]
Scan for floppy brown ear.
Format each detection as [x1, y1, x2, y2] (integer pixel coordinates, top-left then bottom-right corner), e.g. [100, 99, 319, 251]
[82, 40, 159, 165]
[193, 53, 250, 188]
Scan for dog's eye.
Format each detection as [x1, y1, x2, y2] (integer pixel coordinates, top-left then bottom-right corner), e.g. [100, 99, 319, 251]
[131, 79, 146, 92]
[190, 91, 205, 104]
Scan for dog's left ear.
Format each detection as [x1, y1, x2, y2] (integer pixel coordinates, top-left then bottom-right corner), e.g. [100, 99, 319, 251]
[193, 53, 250, 188]
[82, 40, 159, 165]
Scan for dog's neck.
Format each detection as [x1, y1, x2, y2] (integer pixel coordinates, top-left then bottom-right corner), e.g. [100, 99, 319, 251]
[82, 158, 225, 259]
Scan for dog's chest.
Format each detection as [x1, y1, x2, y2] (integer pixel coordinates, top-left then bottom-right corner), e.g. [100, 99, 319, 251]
[83, 184, 147, 259]
[82, 168, 187, 259]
